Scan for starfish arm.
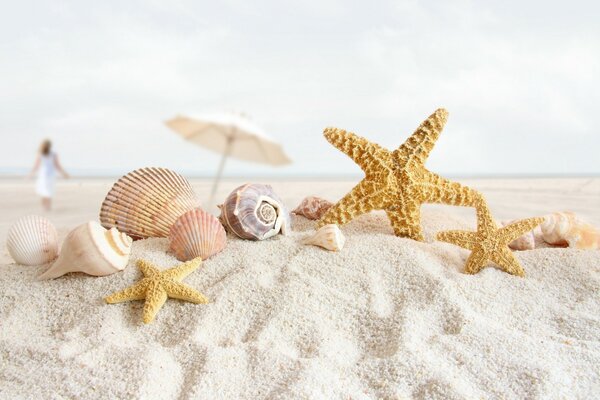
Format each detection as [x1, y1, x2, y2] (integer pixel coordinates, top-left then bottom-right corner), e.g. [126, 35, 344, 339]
[105, 280, 148, 304]
[420, 171, 484, 207]
[163, 257, 202, 281]
[163, 281, 209, 304]
[386, 198, 425, 241]
[143, 281, 168, 324]
[474, 199, 499, 232]
[436, 230, 478, 250]
[317, 178, 388, 228]
[137, 259, 161, 277]
[323, 127, 392, 173]
[463, 248, 489, 275]
[393, 108, 448, 167]
[490, 247, 525, 277]
[499, 217, 544, 244]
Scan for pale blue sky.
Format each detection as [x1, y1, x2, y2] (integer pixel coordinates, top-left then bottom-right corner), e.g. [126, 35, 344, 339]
[0, 0, 599, 177]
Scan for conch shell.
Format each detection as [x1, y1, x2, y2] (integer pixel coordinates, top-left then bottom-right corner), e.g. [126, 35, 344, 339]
[38, 221, 132, 280]
[99, 167, 200, 240]
[292, 196, 333, 220]
[6, 215, 59, 265]
[302, 224, 345, 251]
[219, 183, 291, 240]
[500, 220, 535, 251]
[169, 208, 227, 261]
[541, 211, 600, 250]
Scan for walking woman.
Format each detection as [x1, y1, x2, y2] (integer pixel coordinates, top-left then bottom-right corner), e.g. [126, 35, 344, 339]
[29, 139, 69, 211]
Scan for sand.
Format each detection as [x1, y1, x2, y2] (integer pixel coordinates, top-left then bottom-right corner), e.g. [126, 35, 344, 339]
[1, 178, 599, 399]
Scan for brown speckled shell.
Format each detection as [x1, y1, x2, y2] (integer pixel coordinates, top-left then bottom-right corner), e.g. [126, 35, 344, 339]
[292, 196, 333, 220]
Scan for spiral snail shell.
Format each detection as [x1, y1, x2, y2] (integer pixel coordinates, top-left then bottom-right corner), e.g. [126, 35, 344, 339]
[219, 184, 291, 240]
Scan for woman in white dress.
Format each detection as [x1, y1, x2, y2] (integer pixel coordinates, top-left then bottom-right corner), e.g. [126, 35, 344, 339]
[29, 139, 69, 211]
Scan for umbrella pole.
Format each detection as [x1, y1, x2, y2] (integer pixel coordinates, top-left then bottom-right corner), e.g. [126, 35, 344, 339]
[208, 137, 232, 207]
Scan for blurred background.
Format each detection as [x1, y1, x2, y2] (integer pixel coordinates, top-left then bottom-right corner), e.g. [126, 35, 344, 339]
[0, 0, 599, 178]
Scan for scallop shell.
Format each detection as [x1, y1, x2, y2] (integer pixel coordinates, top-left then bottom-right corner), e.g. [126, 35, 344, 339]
[6, 215, 59, 265]
[541, 211, 600, 250]
[169, 208, 227, 261]
[302, 224, 345, 251]
[100, 167, 200, 239]
[500, 220, 535, 251]
[219, 183, 291, 240]
[292, 196, 333, 220]
[38, 221, 132, 280]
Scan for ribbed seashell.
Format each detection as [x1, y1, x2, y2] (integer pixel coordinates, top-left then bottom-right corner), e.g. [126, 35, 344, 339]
[292, 196, 333, 220]
[38, 221, 132, 280]
[500, 220, 535, 251]
[302, 224, 345, 251]
[99, 167, 200, 239]
[6, 215, 59, 266]
[219, 183, 291, 240]
[169, 208, 227, 261]
[541, 211, 600, 250]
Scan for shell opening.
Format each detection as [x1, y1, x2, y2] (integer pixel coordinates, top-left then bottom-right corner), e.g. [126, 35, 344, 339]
[257, 202, 276, 225]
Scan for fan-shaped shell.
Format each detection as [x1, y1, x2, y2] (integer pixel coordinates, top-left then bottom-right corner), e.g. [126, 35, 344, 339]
[38, 221, 132, 280]
[219, 183, 291, 240]
[541, 211, 600, 250]
[99, 167, 200, 239]
[169, 208, 227, 261]
[292, 196, 333, 220]
[6, 215, 59, 265]
[302, 224, 345, 251]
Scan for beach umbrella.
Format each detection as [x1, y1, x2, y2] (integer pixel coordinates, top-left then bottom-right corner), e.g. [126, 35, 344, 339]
[165, 113, 292, 205]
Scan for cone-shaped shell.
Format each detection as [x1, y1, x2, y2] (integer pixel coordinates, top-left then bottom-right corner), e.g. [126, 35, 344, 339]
[168, 208, 227, 261]
[7, 215, 59, 265]
[541, 211, 600, 250]
[292, 196, 333, 220]
[99, 167, 200, 240]
[219, 183, 291, 240]
[302, 224, 345, 251]
[38, 221, 132, 280]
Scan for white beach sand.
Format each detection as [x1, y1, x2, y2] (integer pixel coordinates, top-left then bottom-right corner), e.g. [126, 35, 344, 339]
[0, 178, 599, 399]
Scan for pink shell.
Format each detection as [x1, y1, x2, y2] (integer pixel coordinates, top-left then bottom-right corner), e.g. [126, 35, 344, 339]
[501, 220, 535, 251]
[541, 211, 600, 250]
[168, 208, 227, 261]
[292, 196, 333, 220]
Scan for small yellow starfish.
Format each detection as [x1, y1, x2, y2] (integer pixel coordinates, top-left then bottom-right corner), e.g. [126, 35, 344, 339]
[105, 257, 208, 323]
[317, 108, 483, 241]
[437, 199, 544, 276]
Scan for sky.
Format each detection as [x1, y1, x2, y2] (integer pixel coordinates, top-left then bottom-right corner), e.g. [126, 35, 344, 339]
[0, 0, 599, 177]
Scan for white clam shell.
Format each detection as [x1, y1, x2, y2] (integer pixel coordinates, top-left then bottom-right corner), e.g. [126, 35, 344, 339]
[100, 167, 200, 239]
[7, 215, 59, 265]
[38, 221, 132, 280]
[302, 224, 345, 251]
[169, 208, 227, 261]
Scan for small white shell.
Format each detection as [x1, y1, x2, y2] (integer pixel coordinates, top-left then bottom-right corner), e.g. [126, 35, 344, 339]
[292, 196, 333, 220]
[38, 221, 132, 280]
[302, 224, 345, 251]
[7, 215, 59, 265]
[169, 208, 227, 261]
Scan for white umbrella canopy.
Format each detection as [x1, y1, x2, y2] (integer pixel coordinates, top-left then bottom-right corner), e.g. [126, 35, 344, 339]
[165, 113, 292, 205]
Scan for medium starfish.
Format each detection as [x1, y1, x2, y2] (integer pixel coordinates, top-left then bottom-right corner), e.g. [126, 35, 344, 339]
[317, 108, 483, 241]
[105, 257, 208, 323]
[437, 199, 544, 276]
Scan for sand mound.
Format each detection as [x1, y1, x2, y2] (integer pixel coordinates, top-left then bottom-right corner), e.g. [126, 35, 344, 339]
[1, 211, 599, 399]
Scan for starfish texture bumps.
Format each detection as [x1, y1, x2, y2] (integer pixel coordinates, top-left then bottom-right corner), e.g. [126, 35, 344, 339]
[317, 108, 484, 241]
[437, 199, 544, 276]
[105, 257, 208, 323]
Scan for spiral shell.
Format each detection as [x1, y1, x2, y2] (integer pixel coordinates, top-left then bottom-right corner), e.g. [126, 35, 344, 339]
[302, 224, 345, 251]
[541, 211, 600, 250]
[169, 208, 227, 261]
[219, 183, 291, 240]
[38, 221, 132, 280]
[292, 196, 333, 220]
[500, 220, 535, 251]
[6, 215, 59, 266]
[99, 167, 200, 239]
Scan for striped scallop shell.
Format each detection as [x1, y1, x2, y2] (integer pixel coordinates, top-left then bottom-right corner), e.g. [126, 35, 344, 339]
[302, 224, 345, 251]
[169, 208, 227, 261]
[100, 167, 200, 239]
[7, 215, 59, 265]
[219, 183, 291, 240]
[292, 196, 333, 220]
